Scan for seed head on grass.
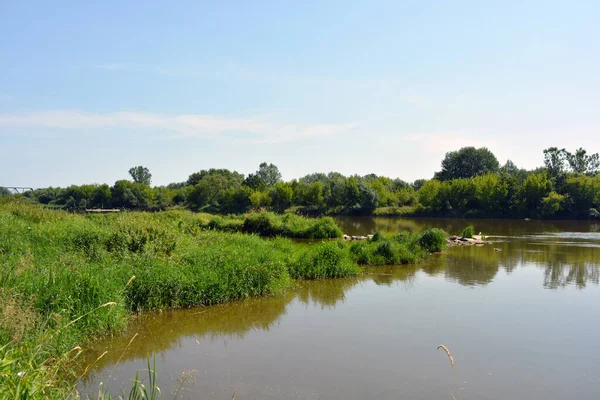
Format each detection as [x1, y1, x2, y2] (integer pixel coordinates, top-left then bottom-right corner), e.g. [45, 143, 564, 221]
[437, 344, 454, 367]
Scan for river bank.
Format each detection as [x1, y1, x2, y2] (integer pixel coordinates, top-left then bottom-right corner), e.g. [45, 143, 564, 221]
[0, 200, 446, 398]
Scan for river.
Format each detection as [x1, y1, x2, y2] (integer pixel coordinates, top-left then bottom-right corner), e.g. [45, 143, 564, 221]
[79, 217, 600, 400]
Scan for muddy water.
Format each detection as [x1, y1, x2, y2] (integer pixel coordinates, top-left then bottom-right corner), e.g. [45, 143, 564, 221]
[80, 218, 600, 400]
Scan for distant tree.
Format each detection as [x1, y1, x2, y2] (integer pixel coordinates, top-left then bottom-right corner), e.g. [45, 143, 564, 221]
[186, 172, 203, 186]
[91, 184, 112, 208]
[166, 182, 186, 190]
[256, 162, 282, 187]
[518, 172, 552, 214]
[129, 166, 152, 185]
[187, 169, 244, 187]
[566, 148, 600, 176]
[543, 147, 568, 178]
[269, 182, 293, 213]
[187, 175, 228, 211]
[0, 187, 12, 196]
[412, 179, 427, 191]
[500, 160, 519, 175]
[434, 147, 500, 181]
[243, 173, 266, 191]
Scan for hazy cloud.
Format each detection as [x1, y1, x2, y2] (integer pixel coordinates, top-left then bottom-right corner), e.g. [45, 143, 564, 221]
[0, 110, 358, 144]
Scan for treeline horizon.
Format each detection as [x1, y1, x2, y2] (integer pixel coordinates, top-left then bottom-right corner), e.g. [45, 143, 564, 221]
[2, 146, 600, 219]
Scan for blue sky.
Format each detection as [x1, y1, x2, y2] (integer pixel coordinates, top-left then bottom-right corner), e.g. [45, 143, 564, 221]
[1, 0, 599, 187]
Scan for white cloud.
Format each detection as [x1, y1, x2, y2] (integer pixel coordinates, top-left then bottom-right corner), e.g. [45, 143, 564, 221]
[0, 110, 357, 144]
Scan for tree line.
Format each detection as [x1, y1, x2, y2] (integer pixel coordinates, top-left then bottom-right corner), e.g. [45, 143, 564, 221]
[3, 148, 600, 219]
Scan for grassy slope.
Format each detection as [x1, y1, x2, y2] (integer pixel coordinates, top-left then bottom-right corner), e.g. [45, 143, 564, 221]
[0, 200, 444, 398]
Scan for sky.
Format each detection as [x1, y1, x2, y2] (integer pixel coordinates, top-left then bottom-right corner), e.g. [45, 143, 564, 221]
[1, 0, 599, 188]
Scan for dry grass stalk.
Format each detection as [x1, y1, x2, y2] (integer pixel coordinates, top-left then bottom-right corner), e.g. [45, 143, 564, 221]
[437, 344, 454, 368]
[125, 275, 136, 289]
[77, 350, 108, 382]
[111, 332, 139, 375]
[58, 302, 117, 332]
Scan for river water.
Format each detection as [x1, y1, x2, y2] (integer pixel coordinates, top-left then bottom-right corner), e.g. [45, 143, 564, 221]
[80, 218, 600, 400]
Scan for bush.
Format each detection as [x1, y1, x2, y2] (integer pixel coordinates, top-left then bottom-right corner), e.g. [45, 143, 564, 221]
[417, 228, 447, 252]
[289, 243, 360, 279]
[348, 233, 425, 265]
[461, 225, 475, 239]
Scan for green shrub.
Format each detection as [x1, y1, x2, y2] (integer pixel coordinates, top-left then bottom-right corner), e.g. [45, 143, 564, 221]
[461, 225, 475, 239]
[289, 243, 360, 279]
[417, 228, 447, 252]
[304, 217, 342, 239]
[348, 233, 425, 265]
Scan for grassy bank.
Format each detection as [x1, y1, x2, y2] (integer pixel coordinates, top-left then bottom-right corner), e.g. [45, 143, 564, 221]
[201, 210, 342, 239]
[0, 200, 443, 398]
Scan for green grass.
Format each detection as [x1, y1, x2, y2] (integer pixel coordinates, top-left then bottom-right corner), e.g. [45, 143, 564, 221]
[190, 210, 342, 239]
[461, 225, 475, 239]
[0, 199, 442, 398]
[347, 229, 445, 266]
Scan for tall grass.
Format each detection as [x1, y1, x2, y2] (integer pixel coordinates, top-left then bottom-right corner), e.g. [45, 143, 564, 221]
[194, 211, 342, 239]
[0, 200, 444, 398]
[347, 229, 446, 265]
[461, 225, 475, 239]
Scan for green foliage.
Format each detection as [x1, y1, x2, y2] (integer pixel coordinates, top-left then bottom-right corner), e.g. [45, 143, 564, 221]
[565, 148, 600, 175]
[256, 162, 282, 187]
[14, 145, 600, 219]
[269, 182, 293, 213]
[289, 243, 360, 279]
[128, 166, 152, 185]
[240, 212, 342, 239]
[348, 232, 424, 265]
[543, 147, 569, 178]
[434, 147, 500, 181]
[518, 172, 552, 215]
[461, 225, 475, 239]
[417, 228, 447, 253]
[541, 191, 565, 217]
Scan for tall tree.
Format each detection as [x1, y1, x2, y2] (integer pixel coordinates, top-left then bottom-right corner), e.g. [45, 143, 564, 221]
[566, 148, 600, 176]
[256, 162, 282, 187]
[128, 166, 152, 185]
[543, 147, 568, 178]
[434, 147, 500, 181]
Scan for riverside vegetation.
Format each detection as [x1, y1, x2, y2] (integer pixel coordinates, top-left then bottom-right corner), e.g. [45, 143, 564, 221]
[0, 199, 446, 398]
[4, 146, 600, 220]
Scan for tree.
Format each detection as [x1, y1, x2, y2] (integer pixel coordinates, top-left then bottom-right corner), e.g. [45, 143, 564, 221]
[129, 166, 152, 185]
[500, 160, 519, 176]
[269, 182, 293, 213]
[566, 148, 600, 176]
[412, 179, 427, 191]
[256, 162, 282, 187]
[186, 172, 203, 186]
[543, 147, 568, 178]
[434, 147, 500, 181]
[0, 187, 12, 197]
[243, 173, 266, 191]
[518, 172, 552, 214]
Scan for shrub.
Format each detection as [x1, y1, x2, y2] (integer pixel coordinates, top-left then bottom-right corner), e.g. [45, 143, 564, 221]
[418, 228, 447, 252]
[461, 225, 474, 239]
[289, 243, 360, 279]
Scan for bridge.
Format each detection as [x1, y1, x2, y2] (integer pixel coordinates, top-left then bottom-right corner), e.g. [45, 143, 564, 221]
[1, 186, 34, 194]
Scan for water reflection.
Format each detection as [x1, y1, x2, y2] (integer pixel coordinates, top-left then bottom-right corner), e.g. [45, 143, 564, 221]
[296, 278, 359, 308]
